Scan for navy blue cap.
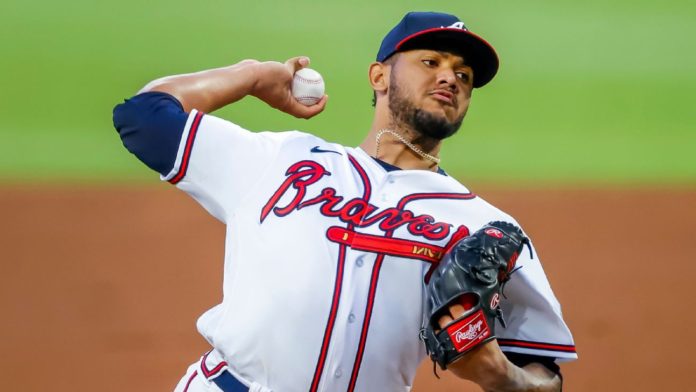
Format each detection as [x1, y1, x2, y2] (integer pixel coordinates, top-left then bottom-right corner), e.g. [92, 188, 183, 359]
[377, 12, 499, 88]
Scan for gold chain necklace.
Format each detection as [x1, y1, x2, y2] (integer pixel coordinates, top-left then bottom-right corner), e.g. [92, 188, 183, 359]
[375, 129, 441, 165]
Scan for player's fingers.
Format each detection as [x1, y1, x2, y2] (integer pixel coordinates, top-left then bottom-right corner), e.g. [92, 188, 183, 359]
[310, 94, 329, 113]
[285, 56, 311, 74]
[436, 302, 469, 331]
[289, 94, 328, 119]
[448, 303, 467, 319]
[437, 313, 454, 331]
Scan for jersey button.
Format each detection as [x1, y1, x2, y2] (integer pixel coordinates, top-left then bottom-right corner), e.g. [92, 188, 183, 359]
[356, 257, 364, 267]
[348, 313, 356, 323]
[334, 368, 343, 378]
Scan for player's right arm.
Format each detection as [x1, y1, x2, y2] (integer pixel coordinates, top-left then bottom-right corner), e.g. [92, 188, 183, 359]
[139, 57, 327, 118]
[112, 57, 326, 221]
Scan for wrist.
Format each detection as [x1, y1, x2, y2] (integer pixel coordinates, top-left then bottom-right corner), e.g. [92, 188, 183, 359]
[448, 342, 561, 392]
[494, 359, 562, 392]
[231, 59, 262, 97]
[448, 341, 510, 388]
[484, 350, 519, 391]
[247, 60, 280, 98]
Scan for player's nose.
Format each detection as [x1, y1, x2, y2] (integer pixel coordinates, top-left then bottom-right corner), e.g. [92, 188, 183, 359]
[436, 68, 457, 92]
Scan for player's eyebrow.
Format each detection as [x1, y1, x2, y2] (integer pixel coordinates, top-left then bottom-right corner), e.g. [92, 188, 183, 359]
[429, 49, 470, 68]
[448, 53, 470, 68]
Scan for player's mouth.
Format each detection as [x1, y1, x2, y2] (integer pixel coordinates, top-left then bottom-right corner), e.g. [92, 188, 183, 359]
[429, 90, 456, 106]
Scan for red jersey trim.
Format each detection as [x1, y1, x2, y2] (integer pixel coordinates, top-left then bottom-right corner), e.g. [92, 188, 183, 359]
[498, 339, 577, 353]
[309, 154, 371, 392]
[182, 370, 198, 392]
[169, 111, 204, 185]
[200, 350, 228, 379]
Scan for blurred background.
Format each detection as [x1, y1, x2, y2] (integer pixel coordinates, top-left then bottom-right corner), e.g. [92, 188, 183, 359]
[1, 0, 694, 391]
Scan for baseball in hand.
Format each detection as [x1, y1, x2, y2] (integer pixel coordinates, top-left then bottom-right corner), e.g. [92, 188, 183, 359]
[292, 68, 325, 106]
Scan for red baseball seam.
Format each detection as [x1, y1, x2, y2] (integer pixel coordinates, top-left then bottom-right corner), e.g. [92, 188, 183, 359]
[293, 74, 323, 84]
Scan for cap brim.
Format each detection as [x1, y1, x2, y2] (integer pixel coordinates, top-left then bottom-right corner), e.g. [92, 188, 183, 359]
[395, 28, 499, 88]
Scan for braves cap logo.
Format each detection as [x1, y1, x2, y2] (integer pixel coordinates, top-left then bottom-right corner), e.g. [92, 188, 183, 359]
[445, 21, 467, 30]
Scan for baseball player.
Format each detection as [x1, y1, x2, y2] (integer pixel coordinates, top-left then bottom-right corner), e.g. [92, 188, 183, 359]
[113, 11, 576, 392]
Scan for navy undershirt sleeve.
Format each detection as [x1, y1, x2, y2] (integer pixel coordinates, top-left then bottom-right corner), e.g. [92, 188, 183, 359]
[504, 352, 562, 377]
[112, 91, 189, 176]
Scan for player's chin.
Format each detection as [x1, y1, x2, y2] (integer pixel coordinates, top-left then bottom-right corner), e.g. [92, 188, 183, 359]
[423, 104, 461, 125]
[413, 110, 464, 140]
[424, 98, 459, 116]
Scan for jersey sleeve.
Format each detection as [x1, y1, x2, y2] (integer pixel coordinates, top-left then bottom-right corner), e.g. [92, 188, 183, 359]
[113, 91, 188, 175]
[113, 91, 297, 222]
[497, 237, 578, 362]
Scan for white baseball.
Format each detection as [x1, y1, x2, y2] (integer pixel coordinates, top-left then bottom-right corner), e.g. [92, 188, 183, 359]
[292, 68, 325, 106]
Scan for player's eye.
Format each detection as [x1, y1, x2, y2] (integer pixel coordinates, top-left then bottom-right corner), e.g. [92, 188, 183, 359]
[422, 59, 437, 67]
[456, 71, 471, 83]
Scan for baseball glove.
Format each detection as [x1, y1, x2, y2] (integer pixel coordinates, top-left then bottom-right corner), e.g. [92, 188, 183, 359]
[420, 221, 531, 371]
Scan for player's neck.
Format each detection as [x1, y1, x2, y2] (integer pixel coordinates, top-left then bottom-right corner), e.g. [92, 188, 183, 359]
[360, 122, 441, 171]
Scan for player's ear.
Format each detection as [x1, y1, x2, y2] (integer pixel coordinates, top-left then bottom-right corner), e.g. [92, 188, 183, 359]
[369, 61, 389, 95]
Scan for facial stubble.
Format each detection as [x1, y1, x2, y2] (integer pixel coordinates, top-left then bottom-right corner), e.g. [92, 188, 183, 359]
[387, 72, 466, 144]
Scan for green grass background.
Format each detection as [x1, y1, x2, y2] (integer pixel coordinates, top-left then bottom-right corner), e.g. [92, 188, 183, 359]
[1, 0, 694, 184]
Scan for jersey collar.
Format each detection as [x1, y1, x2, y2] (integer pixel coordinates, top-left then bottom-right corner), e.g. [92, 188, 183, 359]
[371, 156, 448, 176]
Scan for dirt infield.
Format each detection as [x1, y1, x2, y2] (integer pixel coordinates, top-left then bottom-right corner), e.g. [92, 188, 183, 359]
[1, 185, 694, 391]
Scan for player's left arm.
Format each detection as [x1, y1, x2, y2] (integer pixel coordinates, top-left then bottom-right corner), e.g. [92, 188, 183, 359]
[423, 221, 572, 392]
[436, 293, 563, 392]
[436, 313, 562, 391]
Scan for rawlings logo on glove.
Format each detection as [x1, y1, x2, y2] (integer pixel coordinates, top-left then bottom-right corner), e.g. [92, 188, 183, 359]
[449, 310, 489, 353]
[420, 221, 531, 371]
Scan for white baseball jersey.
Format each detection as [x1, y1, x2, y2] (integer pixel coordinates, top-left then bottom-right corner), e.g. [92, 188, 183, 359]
[163, 110, 576, 392]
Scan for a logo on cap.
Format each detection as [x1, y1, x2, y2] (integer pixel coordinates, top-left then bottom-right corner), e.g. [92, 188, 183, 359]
[446, 22, 467, 30]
